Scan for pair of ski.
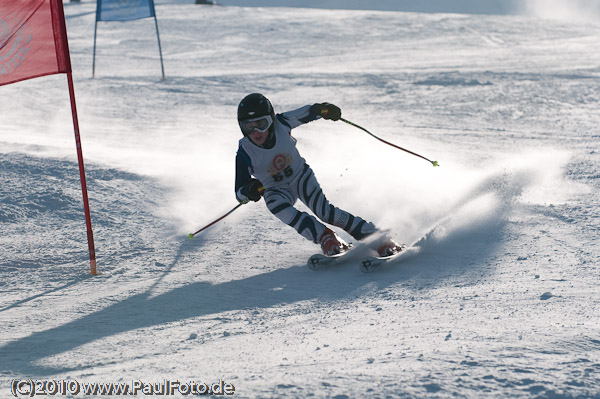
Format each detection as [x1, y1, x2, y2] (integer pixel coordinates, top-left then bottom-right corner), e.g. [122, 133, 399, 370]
[307, 243, 408, 273]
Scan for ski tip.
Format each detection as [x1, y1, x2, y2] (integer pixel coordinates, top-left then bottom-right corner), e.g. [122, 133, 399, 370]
[187, 233, 195, 240]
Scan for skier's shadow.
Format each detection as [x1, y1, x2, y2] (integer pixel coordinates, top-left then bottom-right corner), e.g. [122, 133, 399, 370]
[0, 216, 508, 377]
[0, 168, 523, 376]
[0, 236, 399, 376]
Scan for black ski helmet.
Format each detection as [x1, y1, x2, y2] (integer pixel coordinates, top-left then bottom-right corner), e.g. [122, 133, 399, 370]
[237, 93, 275, 136]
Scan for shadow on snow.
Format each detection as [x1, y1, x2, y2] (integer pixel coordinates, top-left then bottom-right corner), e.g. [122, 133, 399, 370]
[0, 166, 531, 376]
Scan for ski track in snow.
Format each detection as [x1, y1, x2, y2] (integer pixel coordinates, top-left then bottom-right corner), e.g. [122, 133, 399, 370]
[1, 2, 599, 398]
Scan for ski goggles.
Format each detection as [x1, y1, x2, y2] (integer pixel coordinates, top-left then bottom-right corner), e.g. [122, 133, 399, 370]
[240, 115, 273, 135]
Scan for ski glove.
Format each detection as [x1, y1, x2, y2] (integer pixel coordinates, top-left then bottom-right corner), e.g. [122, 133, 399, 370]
[242, 178, 264, 202]
[313, 103, 341, 121]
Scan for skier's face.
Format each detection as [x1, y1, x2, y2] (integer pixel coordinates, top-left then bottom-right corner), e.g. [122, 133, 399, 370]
[248, 130, 268, 146]
[241, 115, 273, 147]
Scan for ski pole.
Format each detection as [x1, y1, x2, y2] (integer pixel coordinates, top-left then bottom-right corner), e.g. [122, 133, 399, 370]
[187, 186, 264, 239]
[187, 203, 244, 239]
[340, 117, 439, 167]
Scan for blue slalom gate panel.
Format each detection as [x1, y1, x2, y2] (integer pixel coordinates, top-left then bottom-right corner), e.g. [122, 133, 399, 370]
[96, 0, 155, 22]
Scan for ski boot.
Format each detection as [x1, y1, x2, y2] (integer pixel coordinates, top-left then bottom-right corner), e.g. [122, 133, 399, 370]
[320, 228, 350, 256]
[376, 237, 404, 257]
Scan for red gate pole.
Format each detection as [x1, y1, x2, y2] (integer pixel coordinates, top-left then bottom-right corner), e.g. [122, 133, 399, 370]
[56, 0, 97, 275]
[66, 71, 97, 275]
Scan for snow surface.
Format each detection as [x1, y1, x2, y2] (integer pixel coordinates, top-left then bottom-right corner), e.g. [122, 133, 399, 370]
[1, 1, 600, 398]
[169, 0, 600, 21]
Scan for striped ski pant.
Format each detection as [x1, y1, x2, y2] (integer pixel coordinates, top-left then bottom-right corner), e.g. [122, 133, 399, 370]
[263, 164, 372, 244]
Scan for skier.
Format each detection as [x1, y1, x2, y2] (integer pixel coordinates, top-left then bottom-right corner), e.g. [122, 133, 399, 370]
[234, 93, 401, 257]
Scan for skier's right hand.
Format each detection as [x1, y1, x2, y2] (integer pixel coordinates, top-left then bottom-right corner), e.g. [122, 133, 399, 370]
[242, 178, 264, 202]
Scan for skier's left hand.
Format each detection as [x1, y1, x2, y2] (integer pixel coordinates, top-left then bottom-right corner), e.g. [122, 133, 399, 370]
[315, 103, 341, 121]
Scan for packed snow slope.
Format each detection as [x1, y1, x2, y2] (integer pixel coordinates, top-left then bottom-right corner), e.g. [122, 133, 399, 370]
[214, 0, 521, 15]
[1, 2, 599, 398]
